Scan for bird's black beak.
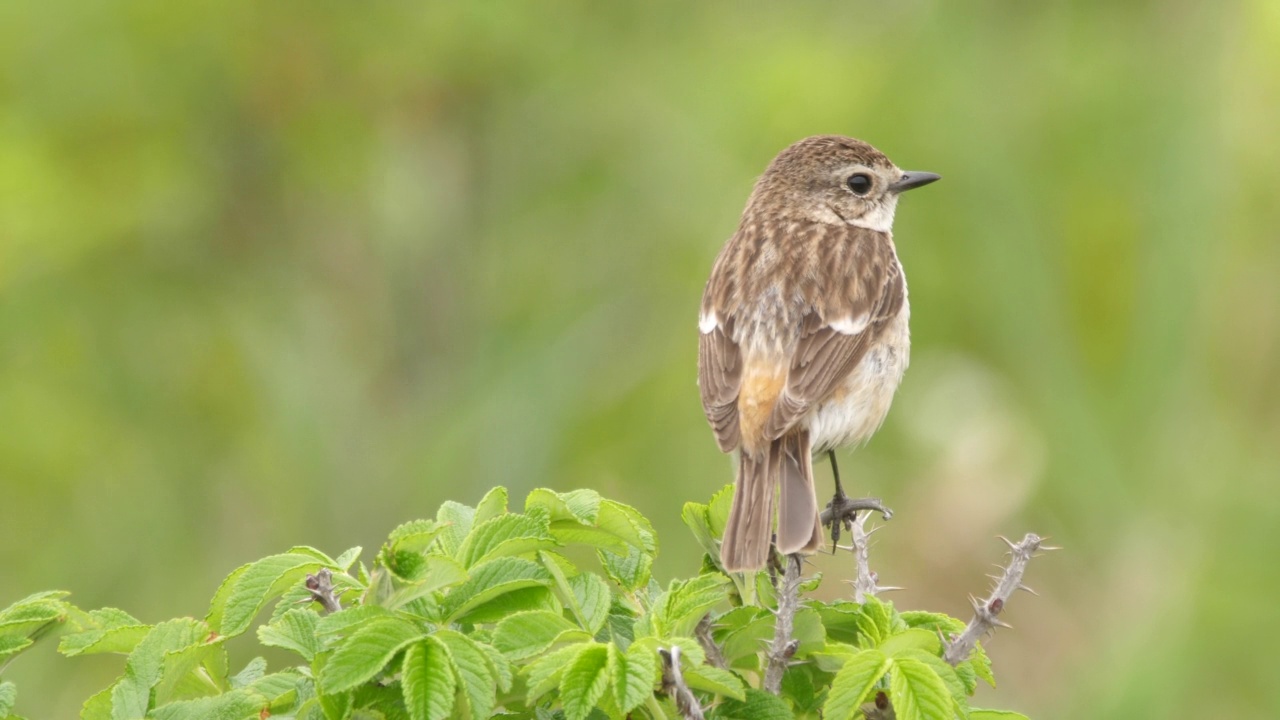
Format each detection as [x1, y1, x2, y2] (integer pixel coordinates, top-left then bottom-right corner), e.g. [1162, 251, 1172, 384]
[889, 171, 941, 193]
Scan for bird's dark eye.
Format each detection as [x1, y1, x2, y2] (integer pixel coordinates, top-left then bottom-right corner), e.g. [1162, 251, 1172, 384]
[846, 173, 873, 196]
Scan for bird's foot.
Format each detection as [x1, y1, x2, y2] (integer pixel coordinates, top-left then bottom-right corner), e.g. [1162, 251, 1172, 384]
[821, 494, 893, 552]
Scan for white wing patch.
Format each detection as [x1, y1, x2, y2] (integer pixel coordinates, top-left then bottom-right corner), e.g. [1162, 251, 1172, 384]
[829, 312, 870, 336]
[699, 311, 719, 334]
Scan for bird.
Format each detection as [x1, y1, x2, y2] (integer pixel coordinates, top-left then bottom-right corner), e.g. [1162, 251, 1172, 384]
[697, 135, 939, 572]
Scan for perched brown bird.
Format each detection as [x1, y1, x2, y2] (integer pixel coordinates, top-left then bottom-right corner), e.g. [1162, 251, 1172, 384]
[697, 136, 939, 572]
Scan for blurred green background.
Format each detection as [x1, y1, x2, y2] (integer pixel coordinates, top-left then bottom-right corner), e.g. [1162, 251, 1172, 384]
[2, 1, 1278, 716]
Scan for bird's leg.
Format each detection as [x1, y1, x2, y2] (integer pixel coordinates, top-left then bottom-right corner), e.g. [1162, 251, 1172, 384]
[821, 450, 893, 552]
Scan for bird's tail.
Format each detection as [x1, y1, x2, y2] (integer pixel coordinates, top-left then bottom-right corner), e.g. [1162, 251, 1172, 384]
[720, 431, 821, 572]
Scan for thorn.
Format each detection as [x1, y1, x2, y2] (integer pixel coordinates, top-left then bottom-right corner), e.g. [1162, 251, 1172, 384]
[1018, 584, 1039, 596]
[997, 535, 1017, 550]
[877, 585, 905, 593]
[1037, 545, 1063, 552]
[993, 619, 1013, 630]
[985, 574, 1001, 582]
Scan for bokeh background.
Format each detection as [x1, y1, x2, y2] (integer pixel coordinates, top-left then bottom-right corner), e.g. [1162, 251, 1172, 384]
[3, 1, 1278, 716]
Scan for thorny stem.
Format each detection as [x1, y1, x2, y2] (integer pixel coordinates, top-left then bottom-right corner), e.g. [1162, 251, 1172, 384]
[764, 553, 802, 694]
[305, 568, 342, 614]
[659, 645, 706, 720]
[942, 533, 1053, 666]
[694, 614, 728, 670]
[847, 511, 897, 603]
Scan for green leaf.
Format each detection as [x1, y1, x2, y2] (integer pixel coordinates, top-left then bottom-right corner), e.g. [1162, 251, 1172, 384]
[568, 573, 612, 635]
[477, 640, 515, 693]
[855, 597, 895, 647]
[900, 611, 966, 636]
[147, 690, 265, 720]
[315, 604, 390, 637]
[474, 486, 509, 525]
[523, 643, 585, 704]
[682, 663, 746, 701]
[706, 484, 734, 538]
[0, 682, 15, 716]
[823, 648, 892, 720]
[154, 634, 228, 703]
[435, 630, 497, 720]
[809, 642, 860, 673]
[379, 556, 469, 609]
[441, 557, 553, 623]
[455, 585, 560, 625]
[895, 650, 970, 715]
[970, 711, 1030, 720]
[598, 544, 653, 592]
[386, 520, 445, 555]
[680, 502, 719, 563]
[970, 642, 996, 688]
[230, 657, 267, 688]
[560, 644, 609, 720]
[257, 608, 321, 662]
[609, 643, 657, 714]
[402, 638, 456, 720]
[890, 657, 955, 720]
[204, 564, 250, 633]
[653, 573, 729, 637]
[80, 685, 113, 720]
[336, 546, 364, 571]
[781, 664, 822, 713]
[526, 488, 602, 524]
[457, 513, 558, 568]
[59, 608, 150, 657]
[320, 616, 422, 693]
[492, 611, 590, 662]
[715, 687, 795, 720]
[880, 628, 943, 657]
[216, 553, 331, 637]
[436, 501, 477, 556]
[111, 618, 209, 720]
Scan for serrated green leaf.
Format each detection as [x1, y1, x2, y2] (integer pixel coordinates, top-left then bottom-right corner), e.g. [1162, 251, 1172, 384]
[816, 602, 868, 645]
[896, 650, 970, 717]
[154, 633, 227, 703]
[855, 597, 894, 647]
[781, 664, 822, 713]
[680, 502, 718, 562]
[456, 585, 560, 625]
[0, 682, 15, 716]
[900, 611, 966, 636]
[320, 617, 422, 693]
[217, 553, 331, 637]
[823, 648, 892, 720]
[523, 643, 585, 704]
[59, 608, 149, 657]
[970, 711, 1029, 720]
[457, 513, 558, 568]
[435, 630, 497, 720]
[402, 638, 456, 720]
[890, 657, 955, 720]
[970, 642, 996, 688]
[442, 557, 553, 623]
[111, 618, 209, 720]
[715, 687, 794, 720]
[682, 663, 746, 701]
[880, 628, 943, 657]
[387, 520, 445, 554]
[654, 574, 729, 637]
[598, 544, 653, 592]
[716, 607, 772, 669]
[204, 564, 250, 633]
[230, 657, 267, 688]
[257, 608, 321, 662]
[476, 639, 515, 693]
[526, 488, 601, 524]
[809, 641, 860, 673]
[436, 501, 477, 556]
[706, 484, 734, 538]
[474, 486, 509, 525]
[492, 611, 589, 662]
[568, 574, 611, 635]
[560, 644, 609, 720]
[80, 685, 113, 720]
[609, 643, 656, 713]
[148, 690, 264, 720]
[379, 556, 469, 609]
[315, 604, 390, 636]
[335, 546, 364, 571]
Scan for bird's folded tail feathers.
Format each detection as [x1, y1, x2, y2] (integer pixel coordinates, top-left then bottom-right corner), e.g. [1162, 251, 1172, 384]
[720, 431, 821, 572]
[777, 431, 822, 556]
[721, 446, 779, 572]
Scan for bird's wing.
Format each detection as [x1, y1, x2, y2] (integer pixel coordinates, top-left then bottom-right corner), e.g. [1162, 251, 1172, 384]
[761, 228, 905, 440]
[697, 252, 743, 453]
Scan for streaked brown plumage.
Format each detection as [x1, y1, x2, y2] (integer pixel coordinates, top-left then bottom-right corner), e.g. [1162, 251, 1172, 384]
[697, 135, 939, 572]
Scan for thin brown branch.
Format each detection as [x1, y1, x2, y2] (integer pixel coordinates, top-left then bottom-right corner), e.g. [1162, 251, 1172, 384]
[304, 568, 342, 614]
[659, 644, 706, 720]
[764, 553, 802, 694]
[943, 533, 1052, 666]
[694, 614, 727, 670]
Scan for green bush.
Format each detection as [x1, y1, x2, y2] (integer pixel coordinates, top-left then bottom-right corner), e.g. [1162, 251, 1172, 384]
[0, 486, 1033, 719]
